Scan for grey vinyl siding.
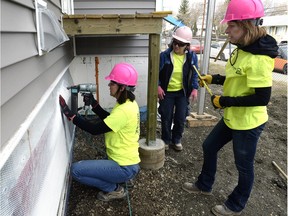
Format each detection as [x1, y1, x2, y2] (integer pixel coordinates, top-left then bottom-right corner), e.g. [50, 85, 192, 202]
[1, 0, 74, 146]
[8, 0, 34, 9]
[75, 35, 148, 55]
[1, 1, 36, 32]
[1, 33, 38, 68]
[74, 0, 155, 14]
[73, 0, 156, 55]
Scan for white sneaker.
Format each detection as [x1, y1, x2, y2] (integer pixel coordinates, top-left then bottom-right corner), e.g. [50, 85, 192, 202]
[211, 204, 242, 216]
[97, 186, 127, 201]
[173, 143, 183, 151]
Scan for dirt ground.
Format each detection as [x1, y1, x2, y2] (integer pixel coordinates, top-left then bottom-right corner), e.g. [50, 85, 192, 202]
[67, 76, 287, 216]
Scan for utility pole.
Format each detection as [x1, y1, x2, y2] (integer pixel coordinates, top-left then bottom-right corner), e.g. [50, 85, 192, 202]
[197, 0, 216, 115]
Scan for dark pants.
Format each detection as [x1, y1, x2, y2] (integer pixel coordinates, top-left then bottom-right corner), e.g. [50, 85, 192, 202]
[72, 160, 140, 192]
[158, 90, 187, 145]
[195, 118, 265, 212]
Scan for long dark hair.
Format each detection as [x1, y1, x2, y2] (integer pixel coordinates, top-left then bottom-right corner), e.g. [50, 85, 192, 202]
[116, 85, 136, 104]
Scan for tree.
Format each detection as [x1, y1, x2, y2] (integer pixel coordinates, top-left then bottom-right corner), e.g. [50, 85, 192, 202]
[177, 0, 192, 27]
[189, 2, 204, 37]
[262, 0, 287, 16]
[213, 1, 229, 39]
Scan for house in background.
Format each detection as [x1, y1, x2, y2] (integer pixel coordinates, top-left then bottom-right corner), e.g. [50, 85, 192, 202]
[1, 0, 162, 215]
[262, 15, 288, 43]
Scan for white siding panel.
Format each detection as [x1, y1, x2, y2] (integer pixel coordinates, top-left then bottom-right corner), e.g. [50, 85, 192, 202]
[1, 1, 36, 32]
[1, 33, 38, 68]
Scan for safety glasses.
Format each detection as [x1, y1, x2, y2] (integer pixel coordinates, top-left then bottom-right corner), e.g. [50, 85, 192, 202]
[173, 40, 187, 47]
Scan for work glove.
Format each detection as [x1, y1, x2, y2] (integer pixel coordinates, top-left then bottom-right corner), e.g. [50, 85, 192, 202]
[59, 95, 76, 121]
[190, 89, 198, 102]
[199, 75, 212, 87]
[157, 86, 165, 100]
[83, 93, 99, 108]
[211, 95, 224, 109]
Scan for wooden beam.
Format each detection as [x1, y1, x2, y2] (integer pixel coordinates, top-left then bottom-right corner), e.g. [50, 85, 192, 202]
[63, 12, 172, 36]
[63, 17, 161, 35]
[146, 34, 160, 145]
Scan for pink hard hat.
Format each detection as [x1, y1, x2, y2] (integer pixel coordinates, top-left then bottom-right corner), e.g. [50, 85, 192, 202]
[105, 62, 138, 86]
[221, 0, 264, 24]
[172, 26, 192, 44]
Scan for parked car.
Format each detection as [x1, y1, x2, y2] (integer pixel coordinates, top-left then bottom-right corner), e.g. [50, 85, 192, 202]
[210, 41, 236, 61]
[278, 40, 287, 46]
[190, 39, 204, 54]
[274, 45, 287, 75]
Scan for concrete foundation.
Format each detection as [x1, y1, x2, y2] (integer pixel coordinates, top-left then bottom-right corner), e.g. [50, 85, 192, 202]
[138, 138, 165, 170]
[186, 112, 218, 127]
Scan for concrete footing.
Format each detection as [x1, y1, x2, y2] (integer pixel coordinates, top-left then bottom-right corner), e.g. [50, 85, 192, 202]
[186, 112, 218, 127]
[138, 138, 165, 170]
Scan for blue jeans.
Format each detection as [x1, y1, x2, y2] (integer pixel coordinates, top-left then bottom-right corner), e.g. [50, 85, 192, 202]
[158, 90, 187, 145]
[195, 118, 265, 212]
[71, 159, 140, 192]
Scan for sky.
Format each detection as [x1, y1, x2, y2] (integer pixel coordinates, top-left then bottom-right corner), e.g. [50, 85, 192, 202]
[157, 0, 288, 15]
[157, 0, 223, 14]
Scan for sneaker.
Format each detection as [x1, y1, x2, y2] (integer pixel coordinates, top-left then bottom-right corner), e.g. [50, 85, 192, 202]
[173, 143, 183, 151]
[211, 204, 242, 216]
[120, 179, 134, 190]
[182, 182, 212, 195]
[97, 186, 127, 201]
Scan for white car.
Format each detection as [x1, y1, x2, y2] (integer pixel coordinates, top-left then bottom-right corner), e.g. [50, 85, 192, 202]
[210, 41, 236, 61]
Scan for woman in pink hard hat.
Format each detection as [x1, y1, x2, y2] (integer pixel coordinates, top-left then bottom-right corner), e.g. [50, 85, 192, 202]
[59, 62, 140, 201]
[158, 26, 199, 151]
[182, 0, 278, 215]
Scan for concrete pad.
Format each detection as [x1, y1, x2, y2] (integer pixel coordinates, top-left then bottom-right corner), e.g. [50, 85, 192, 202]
[138, 138, 165, 170]
[186, 112, 218, 127]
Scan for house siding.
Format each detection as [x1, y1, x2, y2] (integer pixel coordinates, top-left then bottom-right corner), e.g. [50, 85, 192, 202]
[262, 15, 288, 43]
[1, 0, 74, 146]
[73, 0, 156, 55]
[74, 0, 155, 14]
[1, 0, 74, 215]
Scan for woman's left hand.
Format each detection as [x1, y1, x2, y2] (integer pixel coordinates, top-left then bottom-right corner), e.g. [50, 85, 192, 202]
[190, 89, 198, 102]
[59, 95, 76, 121]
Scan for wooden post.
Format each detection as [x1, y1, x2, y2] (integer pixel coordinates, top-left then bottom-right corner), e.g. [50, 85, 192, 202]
[146, 34, 160, 145]
[95, 57, 100, 101]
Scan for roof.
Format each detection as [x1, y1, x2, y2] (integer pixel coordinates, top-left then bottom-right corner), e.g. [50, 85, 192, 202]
[163, 15, 185, 27]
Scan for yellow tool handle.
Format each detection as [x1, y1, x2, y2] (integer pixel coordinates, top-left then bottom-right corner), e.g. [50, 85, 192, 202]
[272, 161, 288, 180]
[193, 65, 213, 96]
[214, 38, 229, 62]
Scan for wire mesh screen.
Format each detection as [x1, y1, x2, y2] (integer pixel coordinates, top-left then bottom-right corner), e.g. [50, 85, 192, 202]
[0, 75, 74, 216]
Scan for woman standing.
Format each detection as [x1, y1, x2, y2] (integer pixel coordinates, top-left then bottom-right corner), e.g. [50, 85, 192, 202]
[59, 62, 140, 201]
[158, 26, 199, 151]
[182, 0, 278, 215]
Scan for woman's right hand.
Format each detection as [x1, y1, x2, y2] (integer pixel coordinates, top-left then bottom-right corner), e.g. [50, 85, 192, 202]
[199, 75, 212, 87]
[157, 86, 165, 100]
[83, 93, 99, 108]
